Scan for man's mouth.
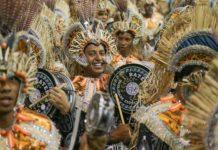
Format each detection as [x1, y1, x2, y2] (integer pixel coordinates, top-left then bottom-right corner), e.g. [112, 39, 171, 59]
[119, 46, 126, 50]
[92, 62, 105, 68]
[0, 96, 13, 106]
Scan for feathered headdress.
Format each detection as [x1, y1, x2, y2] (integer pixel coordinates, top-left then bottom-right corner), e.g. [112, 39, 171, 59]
[30, 4, 57, 70]
[183, 56, 218, 150]
[73, 0, 100, 23]
[64, 23, 117, 66]
[15, 32, 46, 68]
[0, 33, 37, 104]
[169, 45, 217, 102]
[170, 45, 217, 73]
[42, 0, 57, 10]
[112, 20, 142, 38]
[111, 0, 145, 43]
[139, 1, 218, 104]
[98, 0, 110, 11]
[54, 0, 70, 21]
[0, 0, 42, 35]
[113, 0, 128, 12]
[63, 0, 117, 67]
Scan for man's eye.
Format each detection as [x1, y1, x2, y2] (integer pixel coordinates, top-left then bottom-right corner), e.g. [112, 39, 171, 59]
[100, 52, 106, 56]
[88, 52, 96, 56]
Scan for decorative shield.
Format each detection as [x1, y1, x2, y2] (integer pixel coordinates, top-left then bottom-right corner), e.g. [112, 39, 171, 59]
[108, 64, 150, 114]
[25, 69, 75, 118]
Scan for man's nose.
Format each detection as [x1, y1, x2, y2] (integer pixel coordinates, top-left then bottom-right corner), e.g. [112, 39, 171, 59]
[103, 15, 107, 19]
[0, 81, 11, 92]
[95, 53, 103, 60]
[120, 40, 127, 46]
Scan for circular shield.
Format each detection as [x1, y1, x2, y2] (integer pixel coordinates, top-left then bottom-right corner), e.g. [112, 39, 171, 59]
[108, 64, 150, 114]
[52, 72, 76, 108]
[25, 69, 75, 118]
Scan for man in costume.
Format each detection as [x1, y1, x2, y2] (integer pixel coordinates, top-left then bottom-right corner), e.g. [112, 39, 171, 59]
[64, 18, 132, 148]
[96, 0, 116, 31]
[0, 1, 74, 148]
[110, 20, 154, 69]
[134, 0, 218, 149]
[137, 0, 163, 40]
[0, 33, 61, 150]
[183, 56, 218, 150]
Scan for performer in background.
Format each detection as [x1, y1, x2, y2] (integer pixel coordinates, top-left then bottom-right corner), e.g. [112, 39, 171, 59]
[111, 20, 154, 69]
[96, 0, 116, 32]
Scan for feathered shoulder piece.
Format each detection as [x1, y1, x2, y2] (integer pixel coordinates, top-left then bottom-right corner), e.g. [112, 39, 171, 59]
[73, 0, 100, 22]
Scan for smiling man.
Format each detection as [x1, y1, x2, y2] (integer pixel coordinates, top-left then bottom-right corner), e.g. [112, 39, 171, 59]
[84, 42, 107, 78]
[64, 22, 118, 149]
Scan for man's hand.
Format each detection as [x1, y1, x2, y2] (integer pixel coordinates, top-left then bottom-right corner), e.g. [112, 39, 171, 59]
[80, 132, 107, 150]
[80, 133, 89, 150]
[48, 87, 70, 114]
[109, 124, 132, 142]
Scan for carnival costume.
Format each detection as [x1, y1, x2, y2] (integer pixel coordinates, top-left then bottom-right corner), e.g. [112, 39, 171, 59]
[15, 3, 78, 148]
[134, 0, 218, 150]
[96, 0, 116, 31]
[142, 0, 164, 37]
[64, 21, 116, 110]
[62, 1, 116, 149]
[0, 33, 61, 150]
[182, 56, 218, 150]
[110, 18, 155, 69]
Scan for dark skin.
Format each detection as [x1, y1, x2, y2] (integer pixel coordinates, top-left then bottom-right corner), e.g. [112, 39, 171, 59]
[108, 124, 132, 142]
[117, 32, 134, 58]
[143, 3, 155, 18]
[0, 78, 19, 129]
[185, 0, 196, 6]
[137, 0, 154, 18]
[84, 44, 107, 78]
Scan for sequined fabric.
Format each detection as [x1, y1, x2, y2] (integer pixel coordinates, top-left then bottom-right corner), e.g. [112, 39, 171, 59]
[0, 107, 61, 150]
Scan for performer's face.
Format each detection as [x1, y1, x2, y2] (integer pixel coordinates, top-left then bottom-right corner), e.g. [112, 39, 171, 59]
[84, 44, 106, 77]
[185, 0, 195, 6]
[0, 78, 19, 115]
[143, 3, 154, 18]
[117, 32, 134, 57]
[97, 10, 109, 23]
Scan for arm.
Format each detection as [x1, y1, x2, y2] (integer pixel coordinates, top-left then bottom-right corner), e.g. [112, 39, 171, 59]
[48, 87, 70, 114]
[107, 124, 132, 143]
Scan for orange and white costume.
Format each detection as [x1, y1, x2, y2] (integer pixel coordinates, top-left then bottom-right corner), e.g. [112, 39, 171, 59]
[72, 74, 109, 112]
[0, 107, 61, 150]
[111, 53, 154, 69]
[144, 12, 163, 36]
